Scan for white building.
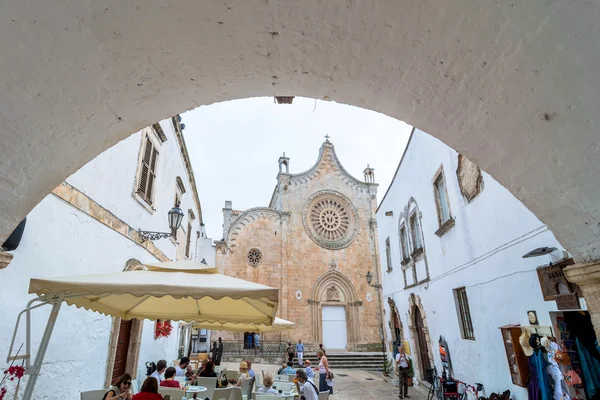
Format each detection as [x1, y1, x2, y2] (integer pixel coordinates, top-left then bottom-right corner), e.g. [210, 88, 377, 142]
[377, 129, 591, 400]
[0, 116, 214, 398]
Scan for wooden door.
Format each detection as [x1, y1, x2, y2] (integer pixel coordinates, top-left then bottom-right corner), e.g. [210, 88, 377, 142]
[112, 319, 133, 382]
[392, 309, 402, 345]
[414, 307, 431, 379]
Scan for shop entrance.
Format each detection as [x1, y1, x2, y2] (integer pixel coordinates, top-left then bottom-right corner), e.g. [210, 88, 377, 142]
[551, 310, 600, 400]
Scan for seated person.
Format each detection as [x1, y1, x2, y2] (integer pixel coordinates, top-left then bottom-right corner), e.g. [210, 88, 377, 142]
[235, 361, 250, 387]
[104, 373, 133, 400]
[184, 370, 196, 387]
[198, 359, 208, 374]
[295, 369, 319, 400]
[277, 363, 287, 375]
[175, 357, 190, 376]
[304, 359, 315, 379]
[245, 359, 255, 378]
[159, 366, 181, 388]
[198, 361, 217, 378]
[132, 377, 163, 400]
[256, 374, 278, 395]
[281, 361, 296, 375]
[150, 360, 167, 384]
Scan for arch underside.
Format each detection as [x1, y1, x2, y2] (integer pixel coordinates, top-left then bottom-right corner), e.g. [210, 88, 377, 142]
[1, 0, 599, 261]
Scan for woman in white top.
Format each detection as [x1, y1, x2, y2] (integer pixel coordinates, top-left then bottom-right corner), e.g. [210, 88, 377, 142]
[256, 373, 278, 394]
[235, 361, 250, 387]
[315, 349, 333, 394]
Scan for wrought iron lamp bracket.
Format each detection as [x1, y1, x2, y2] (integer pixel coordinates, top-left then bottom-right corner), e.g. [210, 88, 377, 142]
[139, 230, 173, 242]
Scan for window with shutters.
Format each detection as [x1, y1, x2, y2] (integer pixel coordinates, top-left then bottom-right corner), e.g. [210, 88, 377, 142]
[410, 213, 422, 251]
[399, 224, 409, 263]
[454, 287, 475, 339]
[433, 166, 455, 236]
[134, 133, 160, 209]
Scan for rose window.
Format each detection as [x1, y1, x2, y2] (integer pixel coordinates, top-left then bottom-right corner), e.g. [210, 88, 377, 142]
[247, 248, 262, 267]
[311, 199, 349, 240]
[303, 191, 359, 250]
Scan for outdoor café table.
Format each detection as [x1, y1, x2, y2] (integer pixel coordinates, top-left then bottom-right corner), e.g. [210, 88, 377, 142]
[185, 385, 207, 395]
[251, 391, 298, 399]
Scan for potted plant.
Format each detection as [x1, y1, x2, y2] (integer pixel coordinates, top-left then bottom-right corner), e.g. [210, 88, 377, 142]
[383, 358, 394, 377]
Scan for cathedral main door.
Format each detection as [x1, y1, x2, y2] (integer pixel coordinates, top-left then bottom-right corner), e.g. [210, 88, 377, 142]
[322, 306, 347, 350]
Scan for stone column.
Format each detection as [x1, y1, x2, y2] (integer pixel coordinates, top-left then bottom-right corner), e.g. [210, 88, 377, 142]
[564, 261, 600, 339]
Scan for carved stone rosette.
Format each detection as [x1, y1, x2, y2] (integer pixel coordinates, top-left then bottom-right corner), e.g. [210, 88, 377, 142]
[303, 190, 359, 250]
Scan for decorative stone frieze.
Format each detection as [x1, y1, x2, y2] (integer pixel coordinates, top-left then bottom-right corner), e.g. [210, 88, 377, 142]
[0, 252, 13, 269]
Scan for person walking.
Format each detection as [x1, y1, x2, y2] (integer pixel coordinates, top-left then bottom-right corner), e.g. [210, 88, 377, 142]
[211, 341, 218, 364]
[396, 345, 413, 399]
[286, 342, 295, 364]
[215, 337, 223, 366]
[254, 332, 261, 354]
[296, 339, 305, 367]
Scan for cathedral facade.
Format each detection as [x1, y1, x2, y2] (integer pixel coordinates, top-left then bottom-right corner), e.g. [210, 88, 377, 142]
[215, 140, 382, 351]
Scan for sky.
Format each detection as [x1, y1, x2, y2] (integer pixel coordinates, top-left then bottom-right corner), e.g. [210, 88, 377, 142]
[182, 97, 412, 240]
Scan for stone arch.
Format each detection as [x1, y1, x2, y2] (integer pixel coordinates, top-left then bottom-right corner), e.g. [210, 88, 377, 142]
[309, 270, 362, 350]
[1, 1, 600, 269]
[104, 259, 148, 387]
[225, 207, 285, 249]
[407, 293, 434, 381]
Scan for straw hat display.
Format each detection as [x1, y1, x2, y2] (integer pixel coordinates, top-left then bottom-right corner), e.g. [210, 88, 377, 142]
[519, 330, 534, 357]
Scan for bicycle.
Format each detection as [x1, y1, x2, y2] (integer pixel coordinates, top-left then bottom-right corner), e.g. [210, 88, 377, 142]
[426, 368, 443, 400]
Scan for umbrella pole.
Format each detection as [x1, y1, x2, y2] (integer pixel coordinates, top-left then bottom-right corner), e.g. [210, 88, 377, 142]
[22, 299, 62, 400]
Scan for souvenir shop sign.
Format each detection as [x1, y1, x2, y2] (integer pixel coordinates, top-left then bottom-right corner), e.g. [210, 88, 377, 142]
[556, 293, 580, 310]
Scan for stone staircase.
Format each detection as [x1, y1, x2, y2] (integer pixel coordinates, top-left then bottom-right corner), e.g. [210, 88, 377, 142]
[294, 352, 386, 372]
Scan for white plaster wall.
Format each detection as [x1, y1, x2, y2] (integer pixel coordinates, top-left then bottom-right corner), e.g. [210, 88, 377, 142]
[196, 236, 216, 266]
[377, 129, 582, 400]
[67, 118, 203, 261]
[0, 196, 179, 399]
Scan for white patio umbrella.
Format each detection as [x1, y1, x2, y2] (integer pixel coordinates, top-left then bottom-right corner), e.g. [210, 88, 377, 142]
[189, 316, 295, 333]
[9, 260, 279, 399]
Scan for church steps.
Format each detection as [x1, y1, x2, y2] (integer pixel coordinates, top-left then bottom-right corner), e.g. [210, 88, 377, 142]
[294, 352, 386, 371]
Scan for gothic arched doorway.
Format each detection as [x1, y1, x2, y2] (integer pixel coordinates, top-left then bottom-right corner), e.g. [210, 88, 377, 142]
[310, 270, 360, 351]
[388, 298, 403, 348]
[413, 306, 431, 379]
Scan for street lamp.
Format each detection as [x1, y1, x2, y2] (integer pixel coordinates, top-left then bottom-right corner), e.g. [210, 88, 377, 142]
[365, 271, 382, 289]
[139, 205, 185, 242]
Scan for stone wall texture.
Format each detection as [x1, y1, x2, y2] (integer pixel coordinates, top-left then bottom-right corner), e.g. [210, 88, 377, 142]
[216, 141, 382, 350]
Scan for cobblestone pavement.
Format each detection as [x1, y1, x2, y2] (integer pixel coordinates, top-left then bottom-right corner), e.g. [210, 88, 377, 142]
[220, 361, 428, 400]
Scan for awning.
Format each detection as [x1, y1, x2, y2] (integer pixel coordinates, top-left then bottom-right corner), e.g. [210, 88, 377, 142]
[27, 261, 279, 324]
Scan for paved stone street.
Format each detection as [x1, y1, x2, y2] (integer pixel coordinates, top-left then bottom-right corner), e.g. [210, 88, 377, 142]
[221, 362, 428, 400]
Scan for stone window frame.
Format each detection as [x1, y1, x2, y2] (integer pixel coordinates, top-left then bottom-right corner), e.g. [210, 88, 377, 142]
[132, 128, 163, 213]
[453, 287, 475, 340]
[408, 209, 423, 258]
[399, 221, 410, 265]
[385, 237, 393, 273]
[184, 209, 195, 259]
[432, 165, 455, 237]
